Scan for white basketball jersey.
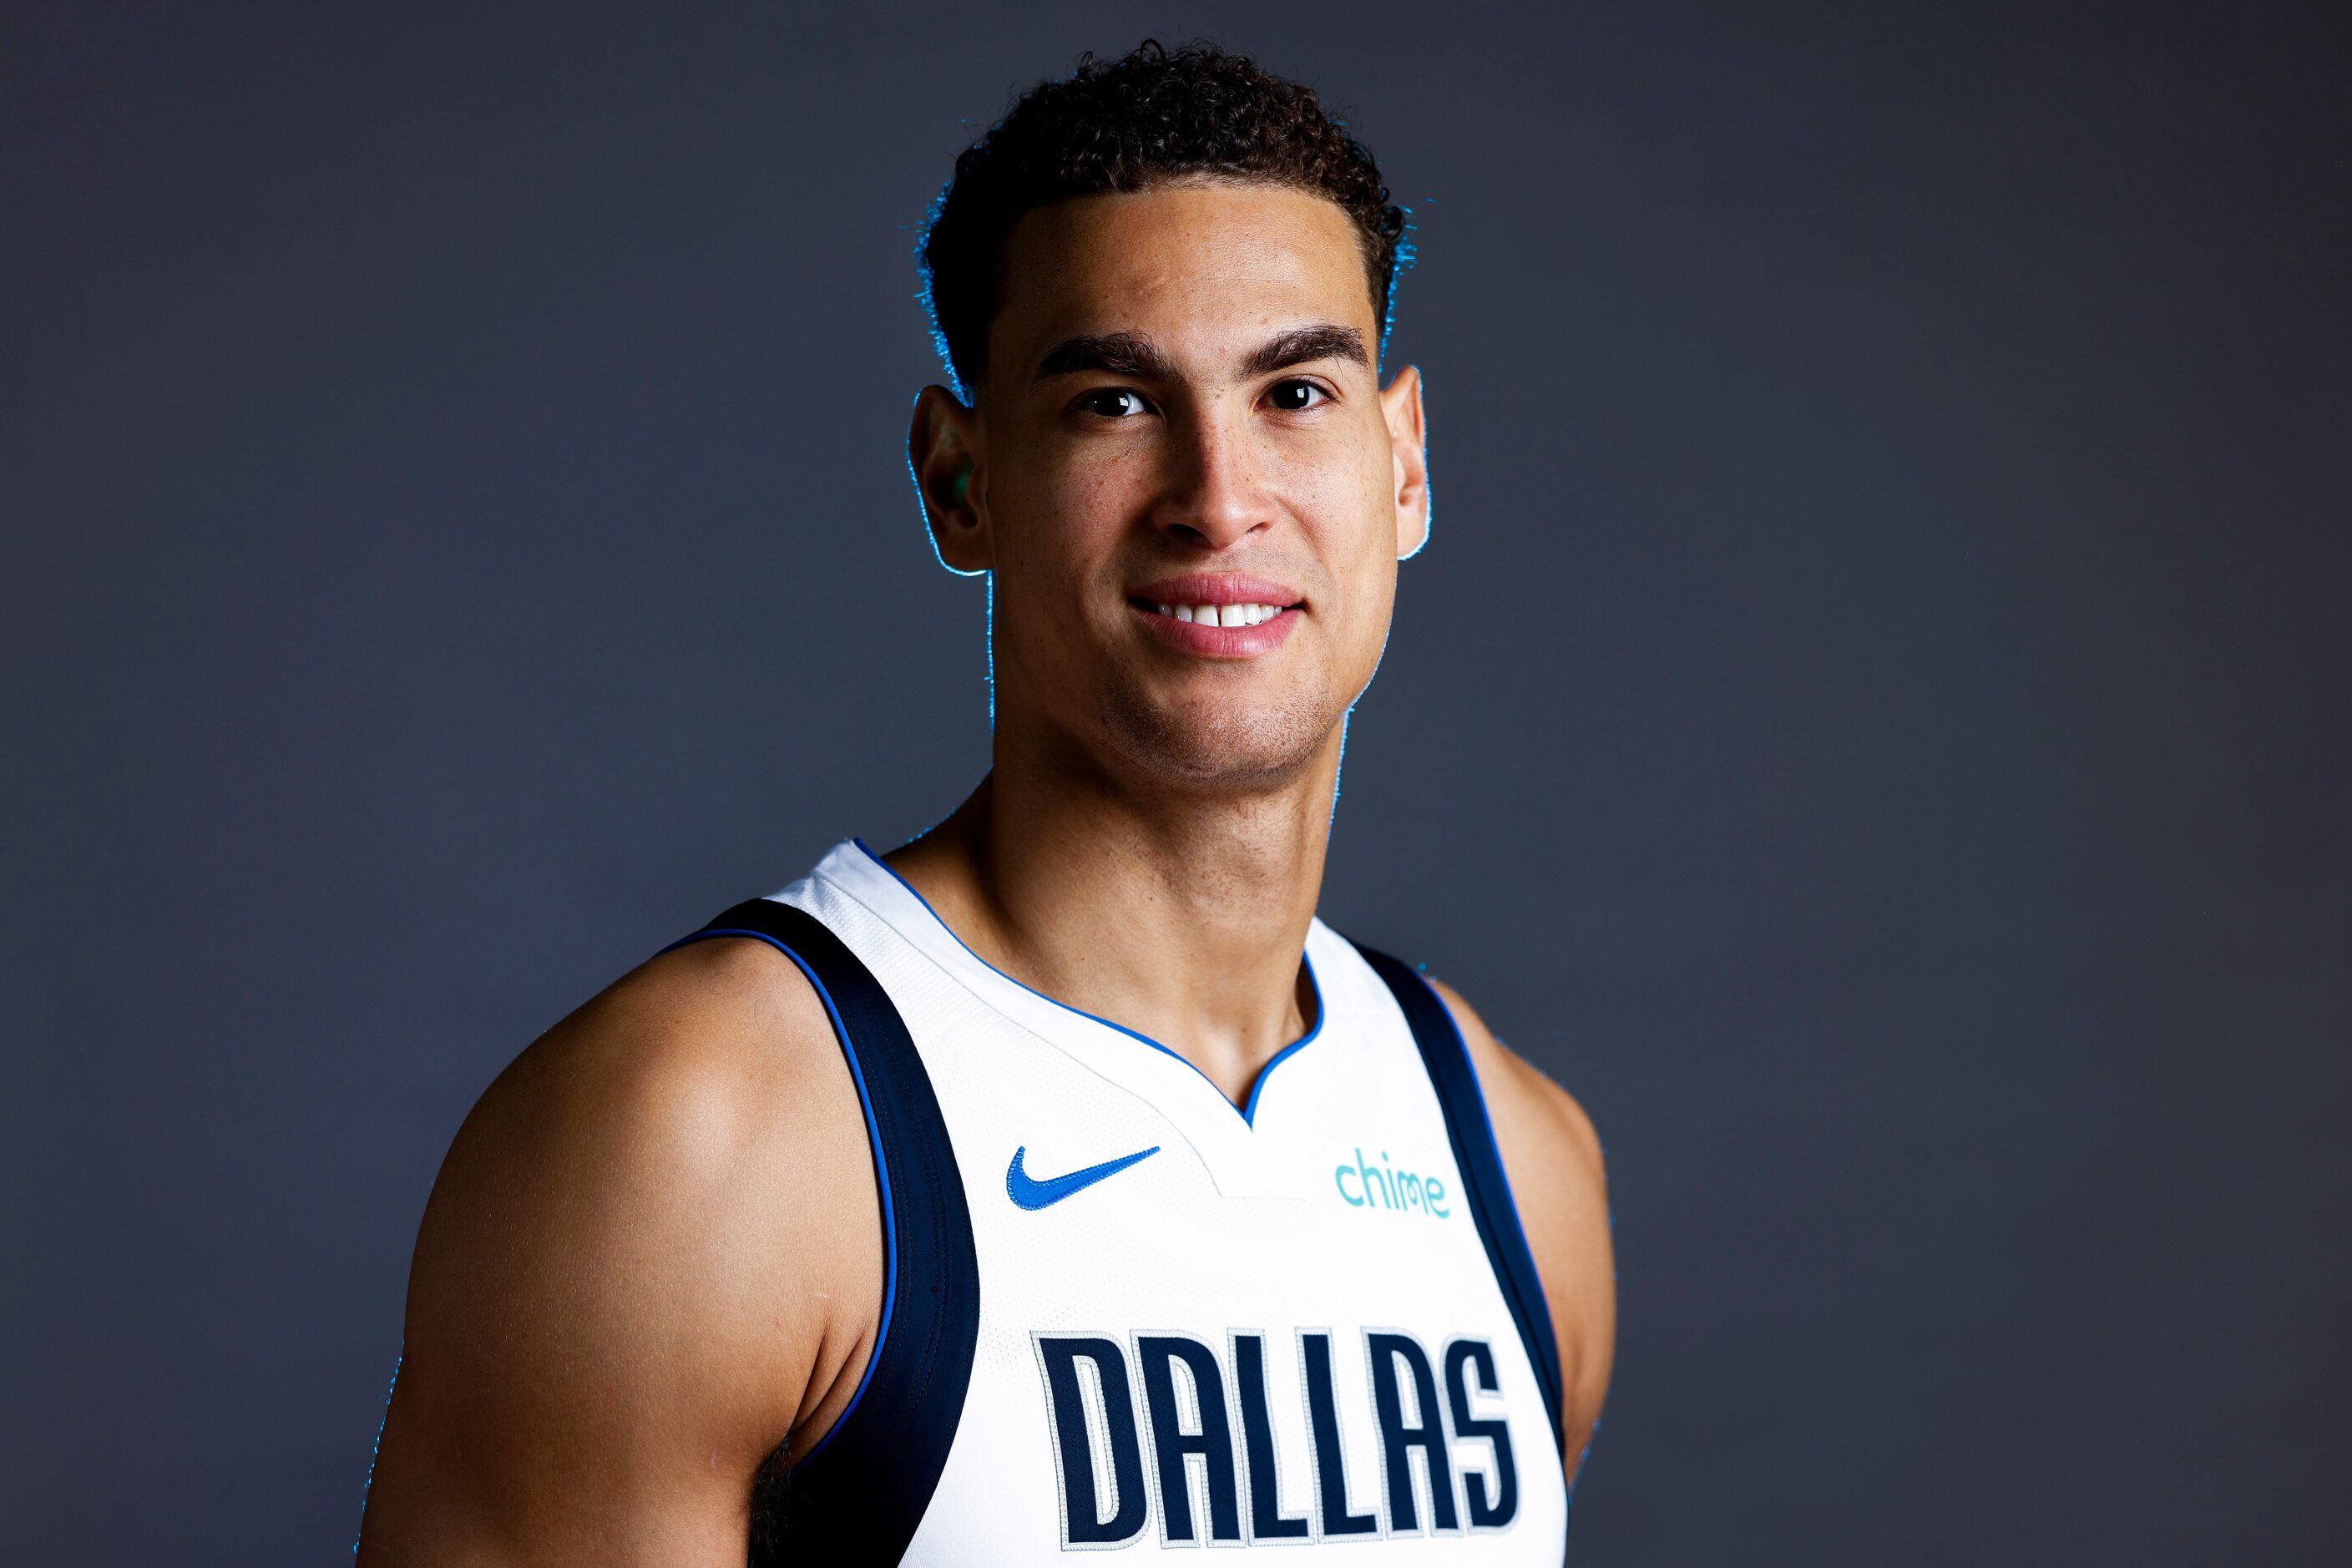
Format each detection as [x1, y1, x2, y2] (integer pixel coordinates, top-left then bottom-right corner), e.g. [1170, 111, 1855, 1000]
[681, 841, 1571, 1565]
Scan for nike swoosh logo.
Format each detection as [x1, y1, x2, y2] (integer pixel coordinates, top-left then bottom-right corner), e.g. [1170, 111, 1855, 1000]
[1005, 1143, 1161, 1211]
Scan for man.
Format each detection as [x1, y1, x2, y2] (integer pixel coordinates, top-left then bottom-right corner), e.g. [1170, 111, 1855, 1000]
[361, 41, 1613, 1565]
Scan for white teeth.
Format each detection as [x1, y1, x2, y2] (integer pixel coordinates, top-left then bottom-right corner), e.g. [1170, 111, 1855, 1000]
[1157, 602, 1285, 626]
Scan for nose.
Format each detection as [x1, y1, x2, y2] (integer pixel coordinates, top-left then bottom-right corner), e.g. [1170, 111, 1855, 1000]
[1149, 405, 1274, 550]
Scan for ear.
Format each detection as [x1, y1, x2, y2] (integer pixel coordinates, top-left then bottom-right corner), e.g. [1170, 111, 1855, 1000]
[909, 384, 990, 575]
[1379, 364, 1430, 559]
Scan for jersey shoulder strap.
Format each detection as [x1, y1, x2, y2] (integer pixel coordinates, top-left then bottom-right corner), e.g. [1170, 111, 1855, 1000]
[1349, 938, 1568, 1459]
[668, 898, 981, 1566]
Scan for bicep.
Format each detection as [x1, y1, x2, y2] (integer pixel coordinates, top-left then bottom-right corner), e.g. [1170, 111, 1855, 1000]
[358, 940, 881, 1564]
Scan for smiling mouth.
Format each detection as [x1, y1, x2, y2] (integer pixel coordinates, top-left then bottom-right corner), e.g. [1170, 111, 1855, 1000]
[1125, 574, 1306, 653]
[1130, 598, 1293, 627]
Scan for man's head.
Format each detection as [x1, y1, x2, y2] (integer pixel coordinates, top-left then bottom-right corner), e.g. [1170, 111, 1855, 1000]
[910, 43, 1430, 797]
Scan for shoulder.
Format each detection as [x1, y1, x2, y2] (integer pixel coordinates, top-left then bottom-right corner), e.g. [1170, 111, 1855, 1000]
[1423, 975, 1616, 1482]
[1422, 975, 1605, 1191]
[422, 933, 875, 1323]
[362, 930, 883, 1550]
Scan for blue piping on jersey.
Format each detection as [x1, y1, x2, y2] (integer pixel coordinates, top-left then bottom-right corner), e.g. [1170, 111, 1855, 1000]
[661, 926, 898, 1464]
[851, 837, 1324, 1127]
[1239, 1026, 1319, 1125]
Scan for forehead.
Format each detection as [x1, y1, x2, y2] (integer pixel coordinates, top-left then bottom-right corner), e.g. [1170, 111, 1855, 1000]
[989, 182, 1377, 380]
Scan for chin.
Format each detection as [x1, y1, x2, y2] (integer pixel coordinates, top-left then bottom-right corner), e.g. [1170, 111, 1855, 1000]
[1095, 681, 1340, 792]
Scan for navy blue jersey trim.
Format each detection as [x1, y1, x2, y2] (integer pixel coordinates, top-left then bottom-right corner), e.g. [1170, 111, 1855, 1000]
[664, 924, 898, 1459]
[1351, 941, 1568, 1459]
[667, 898, 980, 1566]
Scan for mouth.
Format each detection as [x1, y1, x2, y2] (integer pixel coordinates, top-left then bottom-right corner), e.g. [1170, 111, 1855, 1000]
[1126, 573, 1305, 657]
[1136, 599, 1291, 627]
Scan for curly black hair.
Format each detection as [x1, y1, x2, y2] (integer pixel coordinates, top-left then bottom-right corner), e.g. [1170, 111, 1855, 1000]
[918, 40, 1409, 398]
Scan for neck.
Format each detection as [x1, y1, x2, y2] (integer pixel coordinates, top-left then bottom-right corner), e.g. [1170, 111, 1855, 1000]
[885, 723, 1339, 1108]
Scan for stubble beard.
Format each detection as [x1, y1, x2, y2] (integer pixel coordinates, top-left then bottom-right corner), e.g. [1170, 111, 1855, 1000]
[1093, 668, 1342, 795]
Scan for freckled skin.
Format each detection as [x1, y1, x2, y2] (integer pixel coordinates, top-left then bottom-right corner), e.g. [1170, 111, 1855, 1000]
[359, 179, 1613, 1565]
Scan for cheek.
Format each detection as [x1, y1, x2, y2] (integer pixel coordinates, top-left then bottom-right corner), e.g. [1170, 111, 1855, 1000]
[989, 468, 1130, 622]
[1338, 555, 1399, 675]
[1282, 437, 1400, 605]
[1277, 414, 1393, 518]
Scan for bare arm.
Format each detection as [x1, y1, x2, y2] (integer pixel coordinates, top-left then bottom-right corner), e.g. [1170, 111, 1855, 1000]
[1426, 978, 1616, 1488]
[357, 937, 883, 1565]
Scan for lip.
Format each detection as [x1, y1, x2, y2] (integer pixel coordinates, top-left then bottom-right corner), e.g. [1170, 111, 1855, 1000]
[1127, 572, 1305, 660]
[1128, 572, 1302, 608]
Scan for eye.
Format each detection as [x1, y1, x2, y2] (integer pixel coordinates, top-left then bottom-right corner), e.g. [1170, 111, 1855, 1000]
[1266, 379, 1330, 412]
[1078, 387, 1151, 419]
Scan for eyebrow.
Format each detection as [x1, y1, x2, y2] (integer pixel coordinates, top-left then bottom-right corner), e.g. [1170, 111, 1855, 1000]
[1239, 323, 1368, 378]
[1031, 322, 1370, 385]
[1034, 331, 1176, 382]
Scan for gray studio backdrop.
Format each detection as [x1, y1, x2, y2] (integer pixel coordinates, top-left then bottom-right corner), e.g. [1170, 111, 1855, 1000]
[4, 3, 2346, 1562]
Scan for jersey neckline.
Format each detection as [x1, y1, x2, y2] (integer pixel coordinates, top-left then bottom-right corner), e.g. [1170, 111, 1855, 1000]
[834, 837, 1327, 1129]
